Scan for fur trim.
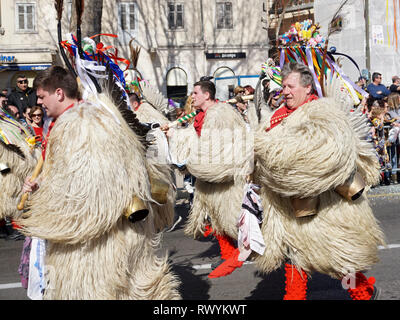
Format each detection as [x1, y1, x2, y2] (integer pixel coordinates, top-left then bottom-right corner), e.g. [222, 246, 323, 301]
[17, 94, 180, 299]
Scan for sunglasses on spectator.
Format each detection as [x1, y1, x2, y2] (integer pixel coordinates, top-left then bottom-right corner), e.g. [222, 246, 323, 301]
[18, 80, 28, 84]
[32, 113, 43, 118]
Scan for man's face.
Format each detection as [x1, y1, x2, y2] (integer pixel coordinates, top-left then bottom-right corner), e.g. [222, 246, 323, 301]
[9, 105, 20, 118]
[282, 72, 311, 109]
[191, 85, 209, 110]
[0, 96, 6, 108]
[375, 75, 382, 84]
[36, 87, 62, 119]
[16, 77, 28, 91]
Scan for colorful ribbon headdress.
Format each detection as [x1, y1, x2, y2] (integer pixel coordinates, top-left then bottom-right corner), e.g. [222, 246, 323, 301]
[53, 0, 151, 145]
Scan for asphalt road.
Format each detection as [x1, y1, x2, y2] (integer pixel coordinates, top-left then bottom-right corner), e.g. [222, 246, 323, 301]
[1, 183, 399, 301]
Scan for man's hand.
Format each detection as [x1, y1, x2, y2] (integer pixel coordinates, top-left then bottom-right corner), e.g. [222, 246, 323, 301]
[160, 123, 169, 132]
[22, 176, 39, 194]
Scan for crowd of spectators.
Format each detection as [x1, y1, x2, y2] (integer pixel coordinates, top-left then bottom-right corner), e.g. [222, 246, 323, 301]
[356, 73, 400, 185]
[0, 75, 44, 241]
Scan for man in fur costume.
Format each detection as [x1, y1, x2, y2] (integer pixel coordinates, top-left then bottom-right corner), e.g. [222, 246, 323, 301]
[253, 61, 385, 300]
[18, 66, 180, 300]
[0, 104, 39, 229]
[128, 90, 176, 232]
[166, 80, 253, 278]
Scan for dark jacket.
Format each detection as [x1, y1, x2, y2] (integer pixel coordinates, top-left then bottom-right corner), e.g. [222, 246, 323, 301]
[7, 87, 37, 115]
[366, 83, 391, 99]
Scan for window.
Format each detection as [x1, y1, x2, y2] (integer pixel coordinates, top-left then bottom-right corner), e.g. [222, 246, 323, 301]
[16, 3, 36, 32]
[118, 2, 138, 35]
[168, 3, 184, 30]
[216, 2, 233, 29]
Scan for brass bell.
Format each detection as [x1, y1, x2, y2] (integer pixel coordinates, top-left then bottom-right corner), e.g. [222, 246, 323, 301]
[291, 196, 319, 218]
[0, 162, 10, 174]
[150, 176, 169, 204]
[335, 172, 365, 201]
[124, 196, 149, 223]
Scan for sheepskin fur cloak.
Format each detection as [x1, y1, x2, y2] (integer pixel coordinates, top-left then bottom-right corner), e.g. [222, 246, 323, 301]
[134, 101, 175, 232]
[253, 97, 385, 279]
[0, 118, 39, 220]
[135, 101, 170, 125]
[17, 95, 181, 299]
[169, 102, 253, 239]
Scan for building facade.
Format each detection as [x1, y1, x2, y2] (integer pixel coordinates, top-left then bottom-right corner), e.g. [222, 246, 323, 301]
[315, 0, 400, 84]
[0, 0, 270, 102]
[265, 0, 314, 57]
[0, 1, 59, 93]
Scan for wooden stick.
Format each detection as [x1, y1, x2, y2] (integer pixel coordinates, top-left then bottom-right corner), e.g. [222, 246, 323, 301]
[226, 94, 254, 104]
[17, 155, 44, 210]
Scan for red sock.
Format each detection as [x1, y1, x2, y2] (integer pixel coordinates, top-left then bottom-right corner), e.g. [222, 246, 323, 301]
[283, 263, 308, 300]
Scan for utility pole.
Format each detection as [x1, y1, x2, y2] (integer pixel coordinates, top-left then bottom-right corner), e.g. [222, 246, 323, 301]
[0, 2, 5, 36]
[364, 0, 370, 73]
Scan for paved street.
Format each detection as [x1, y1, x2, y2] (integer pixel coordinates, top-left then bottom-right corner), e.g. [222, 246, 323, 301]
[1, 184, 399, 300]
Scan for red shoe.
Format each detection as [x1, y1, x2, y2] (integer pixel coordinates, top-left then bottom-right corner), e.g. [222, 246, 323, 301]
[208, 249, 244, 278]
[347, 273, 379, 300]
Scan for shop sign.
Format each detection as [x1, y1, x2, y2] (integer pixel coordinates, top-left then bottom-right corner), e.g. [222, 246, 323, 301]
[205, 52, 246, 59]
[0, 55, 16, 63]
[0, 64, 51, 71]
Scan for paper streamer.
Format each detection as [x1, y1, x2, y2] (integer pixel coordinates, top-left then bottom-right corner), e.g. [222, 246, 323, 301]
[305, 47, 323, 97]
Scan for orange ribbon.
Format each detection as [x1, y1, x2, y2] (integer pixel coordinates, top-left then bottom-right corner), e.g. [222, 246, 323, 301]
[61, 33, 131, 71]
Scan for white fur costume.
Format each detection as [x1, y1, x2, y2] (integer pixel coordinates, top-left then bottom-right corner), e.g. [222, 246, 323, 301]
[253, 97, 385, 279]
[0, 118, 39, 220]
[169, 102, 253, 238]
[18, 95, 181, 299]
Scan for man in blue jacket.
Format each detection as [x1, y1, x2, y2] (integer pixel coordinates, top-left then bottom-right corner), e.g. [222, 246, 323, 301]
[367, 72, 391, 99]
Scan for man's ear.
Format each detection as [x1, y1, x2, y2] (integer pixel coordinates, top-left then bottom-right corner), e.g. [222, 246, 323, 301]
[55, 88, 65, 101]
[306, 84, 312, 95]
